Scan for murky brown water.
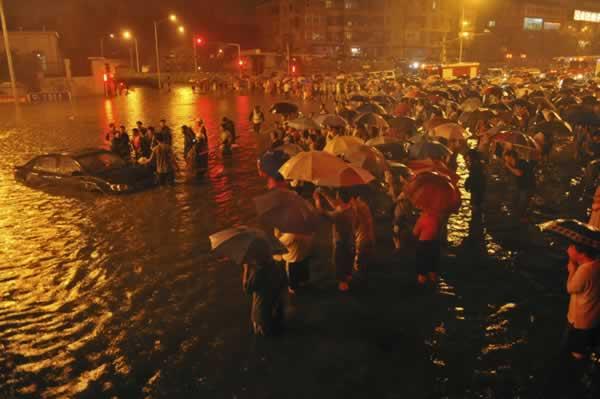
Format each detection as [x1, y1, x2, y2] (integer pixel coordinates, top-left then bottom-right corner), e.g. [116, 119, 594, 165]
[0, 88, 596, 398]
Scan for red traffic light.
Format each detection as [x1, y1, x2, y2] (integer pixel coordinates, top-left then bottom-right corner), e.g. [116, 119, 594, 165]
[238, 59, 244, 66]
[196, 37, 204, 45]
[291, 65, 297, 74]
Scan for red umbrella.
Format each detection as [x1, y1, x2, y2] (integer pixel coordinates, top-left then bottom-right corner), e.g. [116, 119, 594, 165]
[403, 172, 461, 214]
[406, 159, 460, 186]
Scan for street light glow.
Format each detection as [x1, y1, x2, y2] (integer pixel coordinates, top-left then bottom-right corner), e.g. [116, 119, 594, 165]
[178, 26, 185, 34]
[109, 33, 115, 39]
[169, 14, 177, 22]
[122, 30, 132, 40]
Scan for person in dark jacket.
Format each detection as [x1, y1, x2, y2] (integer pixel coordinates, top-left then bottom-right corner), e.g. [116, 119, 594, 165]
[111, 125, 131, 161]
[221, 117, 236, 143]
[465, 149, 487, 215]
[242, 240, 286, 336]
[182, 125, 196, 158]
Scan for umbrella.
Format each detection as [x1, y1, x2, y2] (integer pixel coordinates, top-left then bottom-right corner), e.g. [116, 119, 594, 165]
[408, 139, 452, 161]
[349, 94, 370, 102]
[489, 131, 541, 160]
[403, 171, 461, 214]
[323, 135, 364, 155]
[458, 109, 496, 128]
[388, 161, 414, 180]
[314, 114, 349, 129]
[404, 89, 427, 98]
[581, 95, 599, 106]
[354, 112, 390, 130]
[431, 123, 468, 142]
[209, 226, 286, 265]
[356, 102, 387, 115]
[424, 116, 453, 131]
[406, 159, 460, 185]
[286, 116, 321, 131]
[488, 103, 511, 113]
[273, 143, 304, 158]
[279, 151, 375, 187]
[342, 145, 389, 179]
[539, 219, 600, 250]
[253, 188, 319, 234]
[393, 102, 411, 117]
[371, 95, 396, 105]
[461, 97, 483, 112]
[385, 116, 417, 135]
[484, 86, 504, 98]
[270, 102, 299, 115]
[338, 109, 358, 122]
[528, 120, 573, 137]
[374, 143, 409, 161]
[554, 96, 578, 108]
[562, 105, 600, 126]
[258, 150, 290, 180]
[366, 135, 404, 146]
[528, 97, 556, 111]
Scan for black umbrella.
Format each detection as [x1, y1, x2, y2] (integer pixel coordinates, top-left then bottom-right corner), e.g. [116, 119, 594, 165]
[253, 188, 319, 234]
[385, 116, 417, 135]
[373, 143, 408, 161]
[209, 226, 287, 265]
[349, 94, 370, 102]
[338, 109, 358, 122]
[354, 112, 390, 129]
[270, 102, 299, 115]
[458, 109, 496, 129]
[581, 95, 599, 106]
[356, 102, 388, 115]
[528, 120, 573, 137]
[488, 103, 511, 113]
[539, 219, 600, 250]
[554, 96, 578, 108]
[258, 150, 290, 180]
[371, 95, 396, 105]
[562, 105, 600, 126]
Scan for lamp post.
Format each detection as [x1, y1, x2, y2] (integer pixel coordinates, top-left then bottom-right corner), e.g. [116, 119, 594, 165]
[153, 14, 179, 89]
[225, 42, 242, 79]
[122, 31, 140, 72]
[458, 2, 466, 63]
[100, 33, 115, 58]
[0, 0, 17, 105]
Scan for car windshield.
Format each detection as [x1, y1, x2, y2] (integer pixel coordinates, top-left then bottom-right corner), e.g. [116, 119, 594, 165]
[76, 152, 127, 174]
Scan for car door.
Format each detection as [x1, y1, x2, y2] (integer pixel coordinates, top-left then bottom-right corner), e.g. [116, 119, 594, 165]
[27, 155, 59, 186]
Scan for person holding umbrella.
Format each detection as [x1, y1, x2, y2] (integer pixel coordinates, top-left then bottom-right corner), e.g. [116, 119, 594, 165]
[313, 188, 355, 292]
[210, 227, 287, 337]
[503, 149, 536, 223]
[539, 219, 600, 398]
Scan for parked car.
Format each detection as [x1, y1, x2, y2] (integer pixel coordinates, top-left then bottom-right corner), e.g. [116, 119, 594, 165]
[14, 148, 156, 194]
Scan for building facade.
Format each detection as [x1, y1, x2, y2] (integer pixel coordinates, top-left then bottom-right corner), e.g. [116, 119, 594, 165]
[257, 0, 460, 62]
[0, 31, 63, 76]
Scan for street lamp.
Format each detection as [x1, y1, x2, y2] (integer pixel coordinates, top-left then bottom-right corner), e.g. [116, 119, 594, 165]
[0, 0, 17, 105]
[178, 26, 185, 34]
[100, 33, 115, 58]
[122, 30, 140, 73]
[153, 13, 180, 89]
[224, 42, 242, 79]
[193, 36, 205, 73]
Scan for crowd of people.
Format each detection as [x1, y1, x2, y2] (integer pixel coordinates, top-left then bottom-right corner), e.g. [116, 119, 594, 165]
[104, 68, 600, 396]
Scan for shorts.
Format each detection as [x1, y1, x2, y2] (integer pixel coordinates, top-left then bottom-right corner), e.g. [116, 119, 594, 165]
[415, 240, 440, 275]
[564, 323, 600, 355]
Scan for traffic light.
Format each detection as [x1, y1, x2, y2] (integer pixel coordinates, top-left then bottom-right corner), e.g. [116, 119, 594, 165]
[196, 37, 204, 45]
[238, 59, 244, 66]
[291, 64, 297, 74]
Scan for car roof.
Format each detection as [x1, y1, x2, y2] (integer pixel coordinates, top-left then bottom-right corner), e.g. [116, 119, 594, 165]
[57, 148, 112, 158]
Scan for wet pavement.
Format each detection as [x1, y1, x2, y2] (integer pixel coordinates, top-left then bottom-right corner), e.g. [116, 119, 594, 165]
[0, 88, 597, 398]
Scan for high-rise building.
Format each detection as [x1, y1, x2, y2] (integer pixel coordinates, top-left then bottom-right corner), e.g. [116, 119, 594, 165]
[256, 0, 462, 61]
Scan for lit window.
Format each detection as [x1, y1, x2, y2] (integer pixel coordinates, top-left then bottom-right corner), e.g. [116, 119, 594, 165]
[488, 20, 496, 28]
[544, 22, 561, 30]
[350, 47, 361, 56]
[523, 17, 543, 31]
[574, 9, 600, 23]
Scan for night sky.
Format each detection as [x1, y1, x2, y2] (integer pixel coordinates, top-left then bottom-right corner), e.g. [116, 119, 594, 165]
[5, 0, 260, 69]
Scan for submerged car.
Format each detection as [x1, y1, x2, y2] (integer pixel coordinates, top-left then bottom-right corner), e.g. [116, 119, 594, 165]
[14, 148, 156, 194]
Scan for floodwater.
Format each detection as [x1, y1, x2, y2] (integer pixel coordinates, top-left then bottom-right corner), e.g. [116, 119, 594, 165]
[0, 88, 596, 398]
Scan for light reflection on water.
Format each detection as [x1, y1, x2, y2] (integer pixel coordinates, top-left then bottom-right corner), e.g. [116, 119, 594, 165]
[0, 89, 580, 398]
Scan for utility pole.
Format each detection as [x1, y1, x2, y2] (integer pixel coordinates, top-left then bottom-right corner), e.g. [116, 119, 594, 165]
[154, 21, 161, 89]
[0, 0, 18, 105]
[458, 0, 466, 63]
[286, 42, 290, 75]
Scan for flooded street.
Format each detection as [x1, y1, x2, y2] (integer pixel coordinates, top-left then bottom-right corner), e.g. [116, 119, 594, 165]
[0, 88, 595, 398]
